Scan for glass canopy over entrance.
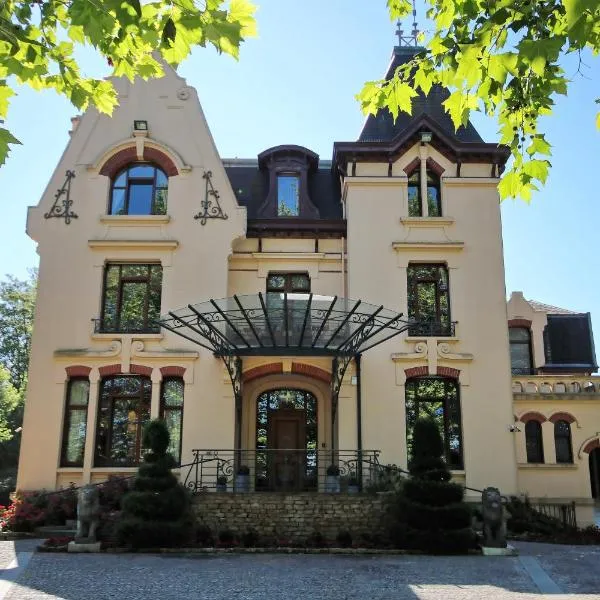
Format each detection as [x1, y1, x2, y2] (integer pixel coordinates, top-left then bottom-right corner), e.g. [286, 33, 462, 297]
[159, 293, 412, 357]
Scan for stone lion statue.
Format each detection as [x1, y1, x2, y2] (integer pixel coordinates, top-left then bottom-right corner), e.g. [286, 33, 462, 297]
[75, 485, 100, 543]
[482, 486, 506, 548]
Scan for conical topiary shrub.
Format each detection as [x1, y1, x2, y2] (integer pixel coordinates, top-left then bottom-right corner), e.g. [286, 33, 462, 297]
[393, 417, 474, 553]
[114, 419, 194, 548]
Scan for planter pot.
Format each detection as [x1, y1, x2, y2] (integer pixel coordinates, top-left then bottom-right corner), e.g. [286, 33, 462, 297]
[347, 484, 360, 494]
[216, 483, 227, 493]
[234, 474, 250, 493]
[325, 475, 340, 493]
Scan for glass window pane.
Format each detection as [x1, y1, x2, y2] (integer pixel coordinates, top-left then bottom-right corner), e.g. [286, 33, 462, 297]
[128, 184, 153, 215]
[114, 171, 127, 187]
[121, 265, 148, 279]
[427, 185, 441, 216]
[290, 275, 310, 291]
[155, 169, 168, 186]
[267, 275, 286, 290]
[102, 266, 120, 331]
[509, 328, 530, 342]
[277, 176, 299, 216]
[162, 379, 184, 407]
[69, 380, 89, 407]
[110, 188, 126, 215]
[128, 164, 155, 178]
[163, 409, 182, 463]
[154, 188, 168, 215]
[525, 421, 543, 463]
[64, 410, 87, 465]
[120, 282, 147, 330]
[510, 343, 532, 372]
[408, 185, 421, 217]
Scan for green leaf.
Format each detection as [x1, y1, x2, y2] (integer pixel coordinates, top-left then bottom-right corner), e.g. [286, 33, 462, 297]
[0, 83, 14, 117]
[527, 136, 552, 157]
[386, 0, 412, 20]
[0, 127, 21, 167]
[498, 171, 523, 200]
[597, 111, 600, 129]
[523, 159, 550, 184]
[162, 18, 176, 47]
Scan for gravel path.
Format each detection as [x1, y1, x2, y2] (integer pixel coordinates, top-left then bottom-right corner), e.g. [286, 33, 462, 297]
[0, 540, 598, 599]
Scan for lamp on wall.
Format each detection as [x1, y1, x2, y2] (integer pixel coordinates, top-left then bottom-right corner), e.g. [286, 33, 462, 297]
[420, 131, 433, 144]
[133, 120, 148, 131]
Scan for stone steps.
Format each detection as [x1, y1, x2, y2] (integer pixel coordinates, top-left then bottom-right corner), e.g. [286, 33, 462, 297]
[34, 525, 77, 538]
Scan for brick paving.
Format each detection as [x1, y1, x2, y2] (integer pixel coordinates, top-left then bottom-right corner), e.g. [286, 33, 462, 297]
[0, 540, 598, 599]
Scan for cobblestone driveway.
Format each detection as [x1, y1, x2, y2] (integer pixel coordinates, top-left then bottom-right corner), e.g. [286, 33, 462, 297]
[0, 540, 599, 599]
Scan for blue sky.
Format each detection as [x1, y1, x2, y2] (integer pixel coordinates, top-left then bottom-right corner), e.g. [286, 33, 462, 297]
[1, 1, 599, 343]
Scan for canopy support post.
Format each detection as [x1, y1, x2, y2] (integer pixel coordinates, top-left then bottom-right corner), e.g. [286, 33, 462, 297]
[221, 354, 243, 467]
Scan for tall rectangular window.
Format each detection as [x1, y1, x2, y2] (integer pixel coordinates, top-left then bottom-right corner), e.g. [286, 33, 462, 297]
[277, 175, 300, 216]
[160, 377, 184, 464]
[407, 264, 451, 336]
[509, 327, 533, 375]
[95, 375, 151, 466]
[100, 264, 162, 333]
[61, 379, 90, 467]
[266, 273, 311, 345]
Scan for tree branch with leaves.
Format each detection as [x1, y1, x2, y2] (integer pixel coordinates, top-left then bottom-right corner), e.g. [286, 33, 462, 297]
[358, 0, 600, 200]
[0, 0, 257, 166]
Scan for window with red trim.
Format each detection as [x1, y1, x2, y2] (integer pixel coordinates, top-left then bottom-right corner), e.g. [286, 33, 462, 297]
[61, 378, 90, 467]
[110, 163, 168, 216]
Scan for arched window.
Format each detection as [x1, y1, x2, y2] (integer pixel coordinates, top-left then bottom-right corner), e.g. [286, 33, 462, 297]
[509, 327, 533, 375]
[426, 170, 441, 216]
[60, 378, 90, 467]
[109, 164, 168, 215]
[405, 377, 463, 469]
[525, 420, 544, 463]
[554, 420, 573, 463]
[160, 377, 184, 464]
[407, 170, 421, 217]
[94, 375, 151, 466]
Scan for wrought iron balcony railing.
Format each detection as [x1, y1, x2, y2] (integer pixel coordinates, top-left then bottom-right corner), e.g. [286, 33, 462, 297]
[408, 320, 457, 337]
[92, 318, 161, 335]
[183, 449, 386, 493]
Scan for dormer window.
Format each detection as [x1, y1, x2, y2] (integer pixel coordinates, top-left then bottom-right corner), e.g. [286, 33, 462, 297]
[109, 163, 168, 215]
[277, 174, 300, 216]
[256, 145, 320, 219]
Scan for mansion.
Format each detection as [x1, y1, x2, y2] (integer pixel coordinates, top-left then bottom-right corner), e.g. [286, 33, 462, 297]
[17, 43, 600, 526]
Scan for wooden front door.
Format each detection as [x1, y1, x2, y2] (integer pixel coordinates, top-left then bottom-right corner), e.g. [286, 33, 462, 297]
[268, 409, 306, 491]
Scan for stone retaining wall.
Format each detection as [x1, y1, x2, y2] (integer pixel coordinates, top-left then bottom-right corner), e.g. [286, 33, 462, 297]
[193, 493, 390, 544]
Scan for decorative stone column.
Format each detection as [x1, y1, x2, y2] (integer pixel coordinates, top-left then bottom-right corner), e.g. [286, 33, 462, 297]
[82, 368, 100, 484]
[150, 368, 162, 419]
[419, 145, 428, 216]
[542, 420, 555, 464]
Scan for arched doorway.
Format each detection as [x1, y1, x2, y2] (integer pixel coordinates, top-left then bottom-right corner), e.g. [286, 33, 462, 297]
[255, 388, 317, 492]
[589, 447, 600, 499]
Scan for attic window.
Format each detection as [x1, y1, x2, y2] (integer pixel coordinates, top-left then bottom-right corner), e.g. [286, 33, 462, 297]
[277, 175, 300, 216]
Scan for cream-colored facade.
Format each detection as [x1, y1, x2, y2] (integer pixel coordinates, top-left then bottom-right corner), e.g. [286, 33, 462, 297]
[17, 48, 599, 525]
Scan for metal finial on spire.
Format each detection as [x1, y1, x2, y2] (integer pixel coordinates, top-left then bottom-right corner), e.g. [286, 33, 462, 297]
[395, 0, 419, 47]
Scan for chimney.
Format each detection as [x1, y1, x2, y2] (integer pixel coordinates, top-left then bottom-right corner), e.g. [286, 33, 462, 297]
[69, 116, 81, 136]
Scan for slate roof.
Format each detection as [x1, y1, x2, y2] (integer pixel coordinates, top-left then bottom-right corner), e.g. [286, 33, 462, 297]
[359, 46, 484, 144]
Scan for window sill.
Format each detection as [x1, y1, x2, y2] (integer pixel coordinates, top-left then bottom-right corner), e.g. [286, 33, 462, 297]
[57, 467, 84, 472]
[100, 215, 170, 225]
[406, 335, 459, 342]
[91, 467, 139, 472]
[400, 217, 455, 227]
[91, 332, 163, 341]
[517, 463, 578, 470]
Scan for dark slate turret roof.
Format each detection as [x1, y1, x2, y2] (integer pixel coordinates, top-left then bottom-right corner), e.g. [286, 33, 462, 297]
[359, 46, 483, 144]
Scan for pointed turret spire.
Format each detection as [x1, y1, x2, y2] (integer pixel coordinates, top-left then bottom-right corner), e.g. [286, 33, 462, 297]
[395, 0, 419, 47]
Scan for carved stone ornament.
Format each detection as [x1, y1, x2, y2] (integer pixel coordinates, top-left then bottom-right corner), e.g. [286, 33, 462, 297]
[481, 487, 507, 549]
[75, 485, 101, 543]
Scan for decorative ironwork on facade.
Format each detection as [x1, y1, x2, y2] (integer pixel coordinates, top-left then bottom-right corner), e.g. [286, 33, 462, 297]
[159, 293, 412, 357]
[44, 170, 78, 224]
[182, 448, 383, 493]
[194, 170, 228, 224]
